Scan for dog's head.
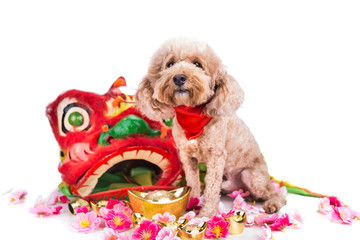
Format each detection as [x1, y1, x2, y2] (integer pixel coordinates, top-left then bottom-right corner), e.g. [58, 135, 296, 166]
[136, 38, 244, 121]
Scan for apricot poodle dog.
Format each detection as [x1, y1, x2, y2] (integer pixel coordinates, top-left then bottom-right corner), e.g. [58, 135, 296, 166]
[136, 38, 286, 217]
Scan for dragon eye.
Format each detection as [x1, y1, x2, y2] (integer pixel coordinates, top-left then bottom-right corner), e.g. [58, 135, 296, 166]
[61, 103, 91, 134]
[68, 112, 84, 126]
[60, 149, 66, 163]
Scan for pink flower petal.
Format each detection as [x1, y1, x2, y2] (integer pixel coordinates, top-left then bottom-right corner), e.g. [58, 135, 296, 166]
[52, 206, 63, 214]
[99, 228, 122, 240]
[132, 220, 160, 240]
[318, 197, 333, 215]
[241, 204, 265, 215]
[328, 196, 343, 207]
[289, 210, 303, 228]
[104, 210, 132, 232]
[107, 199, 120, 209]
[48, 190, 59, 205]
[259, 224, 272, 240]
[227, 189, 250, 198]
[254, 213, 279, 226]
[76, 206, 89, 214]
[188, 217, 210, 225]
[99, 207, 110, 218]
[9, 190, 27, 204]
[72, 211, 101, 233]
[113, 202, 133, 217]
[331, 207, 353, 224]
[29, 203, 53, 217]
[118, 234, 131, 240]
[59, 195, 69, 203]
[232, 195, 246, 210]
[156, 227, 181, 240]
[245, 215, 255, 227]
[268, 213, 292, 231]
[349, 208, 360, 220]
[270, 180, 287, 196]
[179, 211, 196, 222]
[221, 209, 235, 219]
[205, 216, 230, 240]
[186, 197, 201, 211]
[152, 212, 176, 223]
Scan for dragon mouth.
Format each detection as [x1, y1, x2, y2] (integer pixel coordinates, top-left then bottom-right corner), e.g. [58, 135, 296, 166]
[73, 146, 175, 197]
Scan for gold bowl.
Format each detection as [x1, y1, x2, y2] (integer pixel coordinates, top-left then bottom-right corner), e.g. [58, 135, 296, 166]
[127, 186, 191, 219]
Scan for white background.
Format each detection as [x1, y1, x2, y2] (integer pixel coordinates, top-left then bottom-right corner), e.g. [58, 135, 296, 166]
[0, 0, 359, 239]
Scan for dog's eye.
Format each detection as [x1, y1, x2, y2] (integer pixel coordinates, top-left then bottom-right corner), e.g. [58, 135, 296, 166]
[193, 61, 202, 68]
[166, 61, 175, 68]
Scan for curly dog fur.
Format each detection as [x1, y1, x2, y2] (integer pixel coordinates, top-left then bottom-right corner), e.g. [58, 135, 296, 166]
[136, 38, 286, 217]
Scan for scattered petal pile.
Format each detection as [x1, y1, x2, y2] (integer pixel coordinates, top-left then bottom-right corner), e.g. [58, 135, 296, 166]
[16, 186, 359, 239]
[318, 196, 359, 224]
[29, 196, 63, 217]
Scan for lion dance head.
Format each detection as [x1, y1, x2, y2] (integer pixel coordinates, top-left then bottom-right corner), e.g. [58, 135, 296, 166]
[46, 77, 182, 201]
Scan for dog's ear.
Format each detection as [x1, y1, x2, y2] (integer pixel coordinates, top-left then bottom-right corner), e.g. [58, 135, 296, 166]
[135, 75, 175, 122]
[204, 66, 244, 116]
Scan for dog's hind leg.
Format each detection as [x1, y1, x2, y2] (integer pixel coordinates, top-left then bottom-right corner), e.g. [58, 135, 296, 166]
[241, 165, 286, 213]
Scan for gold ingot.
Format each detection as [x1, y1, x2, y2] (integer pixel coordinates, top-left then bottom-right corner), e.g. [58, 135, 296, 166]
[227, 211, 246, 235]
[68, 197, 90, 214]
[89, 200, 108, 215]
[178, 222, 207, 240]
[158, 219, 188, 229]
[132, 213, 147, 227]
[127, 187, 191, 220]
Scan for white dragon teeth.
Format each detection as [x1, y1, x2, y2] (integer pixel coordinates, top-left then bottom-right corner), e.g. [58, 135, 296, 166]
[148, 152, 163, 163]
[107, 154, 124, 166]
[149, 152, 169, 169]
[123, 150, 137, 160]
[77, 149, 170, 196]
[135, 150, 152, 160]
[158, 160, 169, 171]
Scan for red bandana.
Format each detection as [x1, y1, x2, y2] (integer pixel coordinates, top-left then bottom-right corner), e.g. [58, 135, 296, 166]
[174, 105, 212, 140]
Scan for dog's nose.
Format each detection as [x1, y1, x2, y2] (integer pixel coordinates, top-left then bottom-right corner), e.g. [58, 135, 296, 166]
[173, 74, 187, 86]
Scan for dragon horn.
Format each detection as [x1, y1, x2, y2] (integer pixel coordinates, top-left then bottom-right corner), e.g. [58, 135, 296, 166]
[111, 76, 127, 89]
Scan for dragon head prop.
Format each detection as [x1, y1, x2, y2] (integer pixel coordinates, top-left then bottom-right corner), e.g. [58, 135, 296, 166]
[46, 77, 182, 201]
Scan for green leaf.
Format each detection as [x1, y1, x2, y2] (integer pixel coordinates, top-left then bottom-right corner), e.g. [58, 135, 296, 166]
[133, 172, 153, 186]
[59, 186, 77, 197]
[198, 163, 207, 171]
[286, 186, 322, 198]
[98, 172, 126, 183]
[131, 167, 152, 177]
[109, 183, 139, 190]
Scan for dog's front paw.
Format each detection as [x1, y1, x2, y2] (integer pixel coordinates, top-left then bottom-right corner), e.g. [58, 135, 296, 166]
[263, 197, 286, 214]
